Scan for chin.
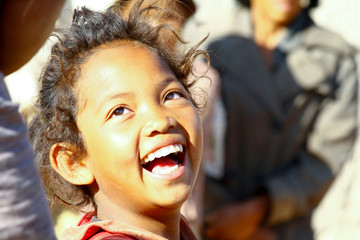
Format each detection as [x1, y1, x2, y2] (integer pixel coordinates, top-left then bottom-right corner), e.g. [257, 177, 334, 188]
[155, 184, 193, 209]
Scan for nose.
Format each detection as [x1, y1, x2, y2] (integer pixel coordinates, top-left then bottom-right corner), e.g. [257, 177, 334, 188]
[142, 110, 177, 137]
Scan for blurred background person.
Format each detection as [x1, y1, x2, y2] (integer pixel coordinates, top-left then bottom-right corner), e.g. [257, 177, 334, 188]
[0, 0, 65, 238]
[202, 0, 358, 239]
[2, 1, 115, 237]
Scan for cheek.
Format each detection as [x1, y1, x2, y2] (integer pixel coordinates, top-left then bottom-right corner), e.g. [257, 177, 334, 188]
[84, 128, 138, 171]
[88, 132, 139, 190]
[186, 109, 203, 168]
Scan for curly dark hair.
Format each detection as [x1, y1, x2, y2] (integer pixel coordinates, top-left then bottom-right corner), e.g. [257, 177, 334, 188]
[29, 0, 206, 212]
[116, 0, 196, 17]
[237, 0, 319, 10]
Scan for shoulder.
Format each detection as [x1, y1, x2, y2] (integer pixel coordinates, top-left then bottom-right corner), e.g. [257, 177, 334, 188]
[60, 215, 136, 240]
[61, 224, 137, 240]
[303, 25, 356, 57]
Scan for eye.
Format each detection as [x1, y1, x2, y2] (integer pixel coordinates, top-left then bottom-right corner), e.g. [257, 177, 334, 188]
[165, 91, 183, 101]
[110, 106, 131, 117]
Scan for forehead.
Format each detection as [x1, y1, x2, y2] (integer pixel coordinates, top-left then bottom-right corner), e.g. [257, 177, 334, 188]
[75, 41, 175, 108]
[80, 41, 170, 81]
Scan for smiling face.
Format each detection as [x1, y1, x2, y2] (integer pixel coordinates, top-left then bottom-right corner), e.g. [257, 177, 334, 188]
[74, 42, 202, 220]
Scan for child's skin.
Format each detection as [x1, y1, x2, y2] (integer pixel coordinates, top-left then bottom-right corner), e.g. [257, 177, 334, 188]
[50, 41, 203, 240]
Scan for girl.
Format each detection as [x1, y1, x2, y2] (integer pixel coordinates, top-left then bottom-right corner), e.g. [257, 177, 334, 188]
[30, 1, 206, 239]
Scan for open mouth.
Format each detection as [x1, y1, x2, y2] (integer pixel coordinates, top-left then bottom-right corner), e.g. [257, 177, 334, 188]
[141, 144, 185, 175]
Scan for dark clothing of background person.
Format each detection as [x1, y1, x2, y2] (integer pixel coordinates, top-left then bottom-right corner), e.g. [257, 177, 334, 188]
[0, 73, 56, 239]
[204, 9, 358, 240]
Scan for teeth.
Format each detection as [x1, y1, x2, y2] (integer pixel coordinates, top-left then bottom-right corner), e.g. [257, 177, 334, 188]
[148, 153, 155, 161]
[169, 145, 176, 152]
[143, 144, 183, 164]
[175, 145, 180, 152]
[152, 164, 179, 175]
[155, 151, 162, 158]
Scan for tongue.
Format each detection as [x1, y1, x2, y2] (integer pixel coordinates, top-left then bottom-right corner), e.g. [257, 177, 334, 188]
[145, 157, 178, 174]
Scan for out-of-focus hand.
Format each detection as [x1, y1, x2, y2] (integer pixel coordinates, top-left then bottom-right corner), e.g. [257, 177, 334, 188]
[205, 194, 271, 240]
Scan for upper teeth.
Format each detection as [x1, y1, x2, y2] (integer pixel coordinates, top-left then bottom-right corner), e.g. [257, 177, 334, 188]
[144, 144, 183, 164]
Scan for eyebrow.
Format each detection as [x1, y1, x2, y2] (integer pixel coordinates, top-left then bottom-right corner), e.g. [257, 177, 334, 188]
[96, 92, 135, 114]
[156, 77, 178, 90]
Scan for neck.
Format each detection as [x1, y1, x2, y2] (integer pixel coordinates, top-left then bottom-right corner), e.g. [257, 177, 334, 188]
[95, 194, 182, 240]
[251, 9, 287, 50]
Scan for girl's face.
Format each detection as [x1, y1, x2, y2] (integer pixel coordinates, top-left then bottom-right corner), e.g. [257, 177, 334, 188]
[75, 42, 203, 219]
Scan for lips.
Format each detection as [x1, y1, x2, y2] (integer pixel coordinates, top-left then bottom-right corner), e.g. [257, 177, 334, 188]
[141, 144, 185, 175]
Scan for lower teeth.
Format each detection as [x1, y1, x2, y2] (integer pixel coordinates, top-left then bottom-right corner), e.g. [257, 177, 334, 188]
[152, 164, 179, 175]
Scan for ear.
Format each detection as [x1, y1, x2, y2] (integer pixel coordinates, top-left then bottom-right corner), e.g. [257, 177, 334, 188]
[50, 143, 94, 185]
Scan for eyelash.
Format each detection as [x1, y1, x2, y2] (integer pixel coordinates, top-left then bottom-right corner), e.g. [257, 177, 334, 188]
[109, 106, 131, 118]
[165, 90, 185, 101]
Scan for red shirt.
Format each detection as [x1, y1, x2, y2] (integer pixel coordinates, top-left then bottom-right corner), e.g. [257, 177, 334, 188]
[60, 214, 197, 240]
